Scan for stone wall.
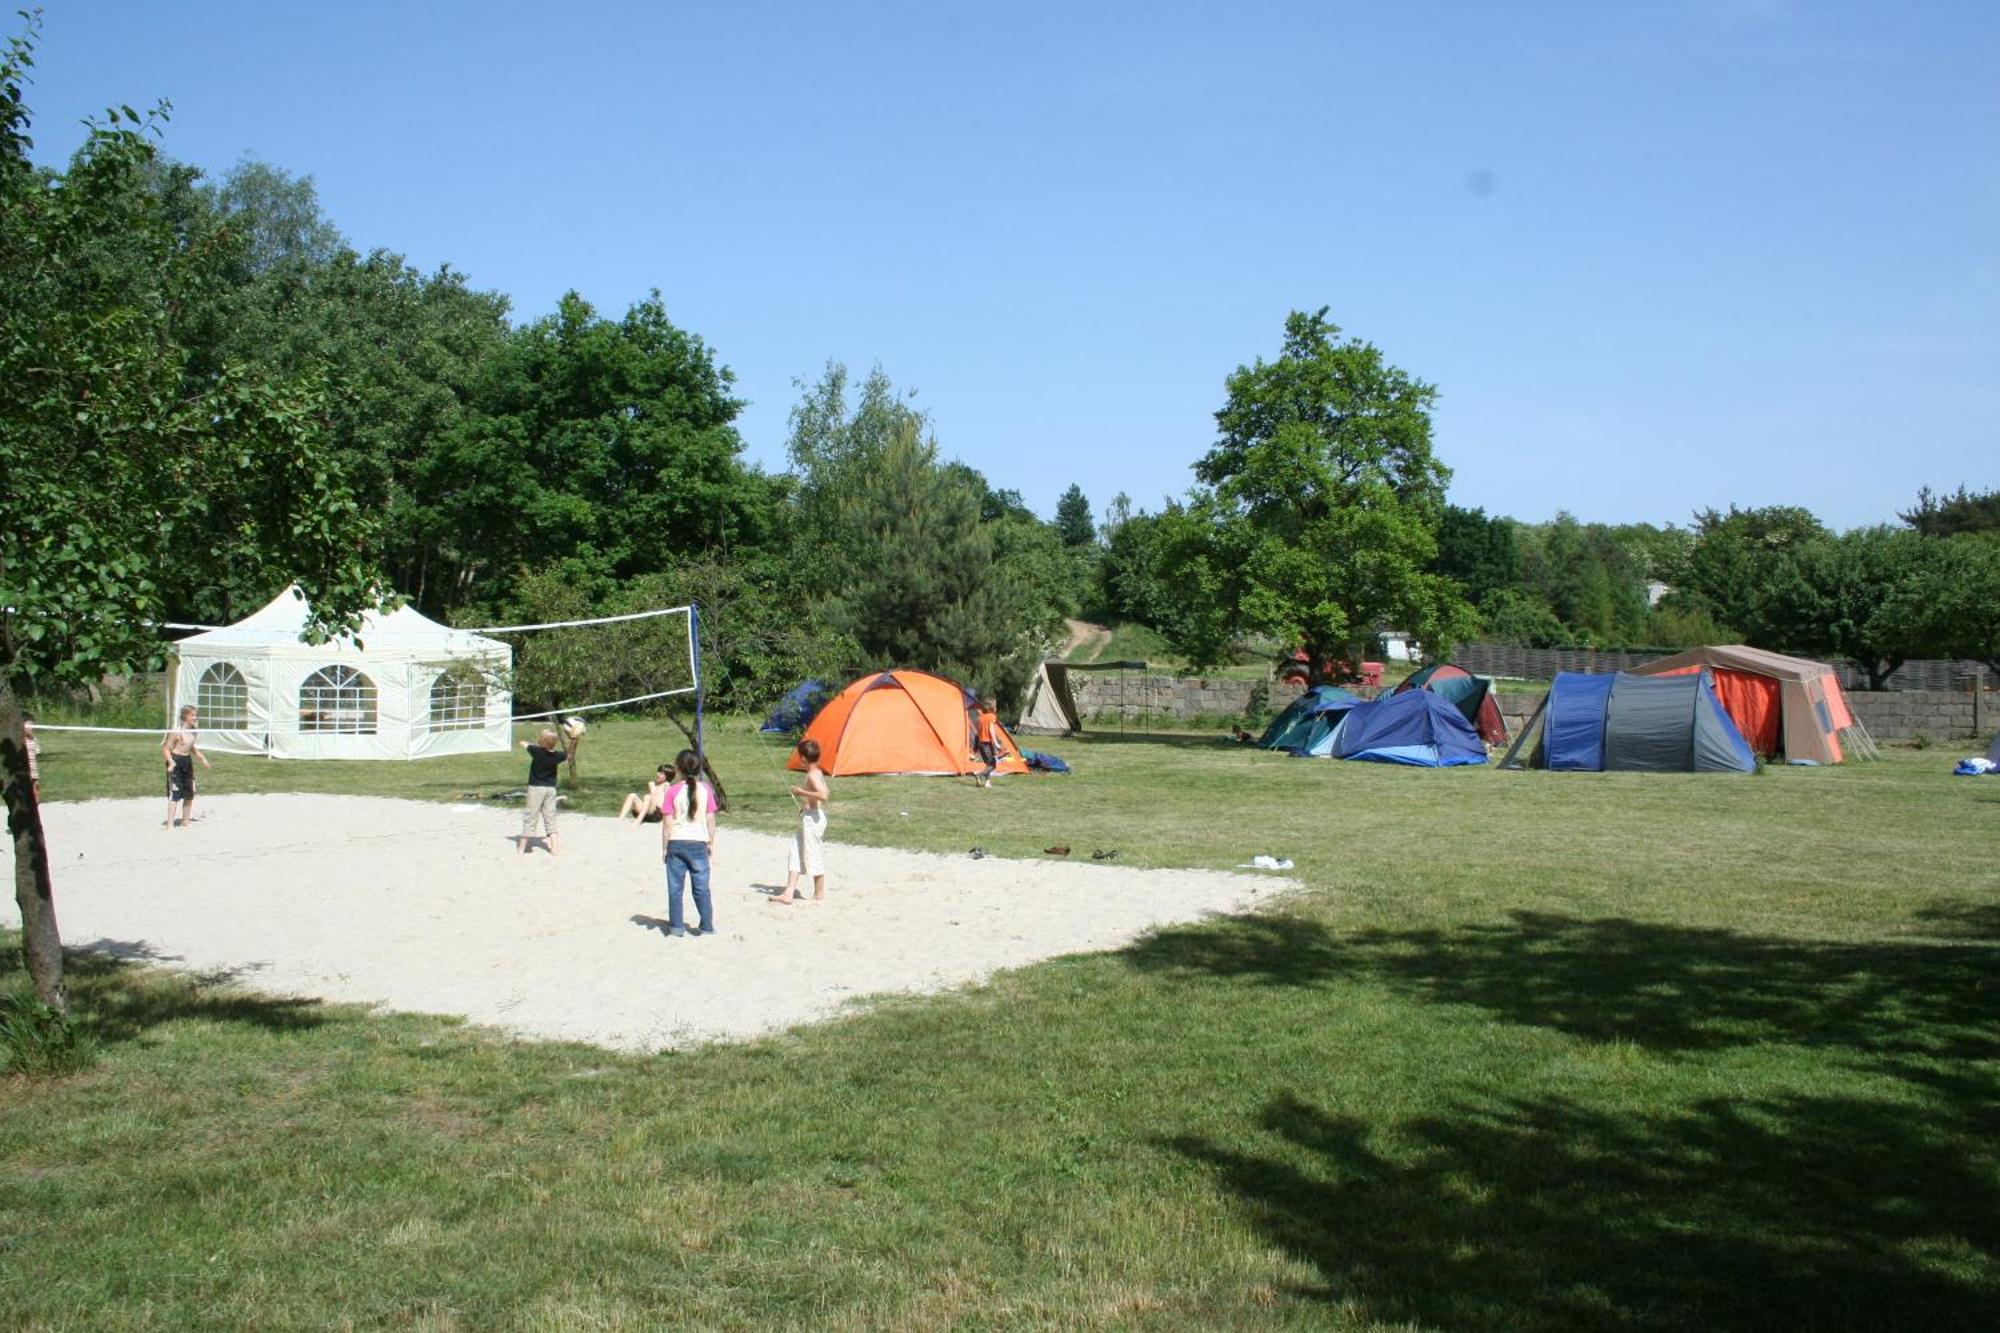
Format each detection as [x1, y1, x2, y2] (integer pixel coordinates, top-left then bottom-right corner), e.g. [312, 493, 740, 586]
[1455, 642, 1998, 692]
[1062, 669, 1995, 742]
[1069, 673, 1303, 723]
[1492, 687, 1992, 744]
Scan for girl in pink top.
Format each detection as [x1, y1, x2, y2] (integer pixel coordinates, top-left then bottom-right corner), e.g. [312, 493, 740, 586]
[661, 749, 718, 938]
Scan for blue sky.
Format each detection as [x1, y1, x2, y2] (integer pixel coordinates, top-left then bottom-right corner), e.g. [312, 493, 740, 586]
[23, 1, 1999, 530]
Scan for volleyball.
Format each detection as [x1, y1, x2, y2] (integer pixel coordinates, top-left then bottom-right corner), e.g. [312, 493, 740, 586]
[563, 715, 588, 738]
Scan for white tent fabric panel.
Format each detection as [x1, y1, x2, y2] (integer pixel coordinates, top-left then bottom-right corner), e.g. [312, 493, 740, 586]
[170, 586, 513, 760]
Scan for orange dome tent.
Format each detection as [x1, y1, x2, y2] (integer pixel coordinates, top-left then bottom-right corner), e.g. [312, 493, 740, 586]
[789, 669, 1031, 777]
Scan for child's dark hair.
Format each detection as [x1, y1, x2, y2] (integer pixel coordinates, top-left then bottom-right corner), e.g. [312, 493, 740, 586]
[797, 738, 820, 764]
[674, 749, 702, 818]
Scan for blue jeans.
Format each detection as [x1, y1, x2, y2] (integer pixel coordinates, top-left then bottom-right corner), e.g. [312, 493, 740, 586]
[664, 841, 712, 935]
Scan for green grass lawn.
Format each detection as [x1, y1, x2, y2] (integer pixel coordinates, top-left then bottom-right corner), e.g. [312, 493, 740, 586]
[4, 718, 1998, 1329]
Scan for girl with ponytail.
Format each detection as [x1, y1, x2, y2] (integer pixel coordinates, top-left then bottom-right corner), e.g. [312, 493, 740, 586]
[661, 748, 718, 938]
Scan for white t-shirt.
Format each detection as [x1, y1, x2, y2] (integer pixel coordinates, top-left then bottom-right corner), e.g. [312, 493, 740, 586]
[662, 779, 717, 842]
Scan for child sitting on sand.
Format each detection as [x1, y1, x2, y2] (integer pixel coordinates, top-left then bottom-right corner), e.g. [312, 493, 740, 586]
[620, 764, 673, 823]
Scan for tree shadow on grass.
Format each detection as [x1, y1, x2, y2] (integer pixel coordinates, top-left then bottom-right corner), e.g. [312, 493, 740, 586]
[1169, 1088, 2000, 1331]
[1, 936, 328, 1047]
[1127, 910, 2000, 1062]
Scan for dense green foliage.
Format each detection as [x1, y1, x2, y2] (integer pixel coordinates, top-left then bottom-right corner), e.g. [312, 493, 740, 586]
[1147, 310, 1475, 681]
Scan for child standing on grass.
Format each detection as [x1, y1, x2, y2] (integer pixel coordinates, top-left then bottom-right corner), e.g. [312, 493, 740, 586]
[517, 725, 577, 856]
[774, 738, 828, 904]
[662, 749, 719, 937]
[161, 705, 210, 829]
[975, 696, 1001, 788]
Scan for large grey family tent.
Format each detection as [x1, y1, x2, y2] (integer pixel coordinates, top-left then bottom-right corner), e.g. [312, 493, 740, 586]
[1501, 669, 1757, 773]
[1013, 659, 1147, 736]
[1257, 685, 1364, 755]
[1627, 644, 1870, 763]
[1391, 662, 1507, 745]
[1332, 690, 1488, 767]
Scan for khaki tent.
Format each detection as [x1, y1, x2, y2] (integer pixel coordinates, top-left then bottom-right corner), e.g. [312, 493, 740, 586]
[1629, 645, 1867, 764]
[1013, 660, 1146, 737]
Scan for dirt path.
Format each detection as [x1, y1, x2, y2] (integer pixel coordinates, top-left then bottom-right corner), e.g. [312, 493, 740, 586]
[1061, 618, 1111, 662]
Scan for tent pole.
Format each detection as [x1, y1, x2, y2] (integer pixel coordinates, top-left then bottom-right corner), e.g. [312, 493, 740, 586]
[1496, 694, 1547, 770]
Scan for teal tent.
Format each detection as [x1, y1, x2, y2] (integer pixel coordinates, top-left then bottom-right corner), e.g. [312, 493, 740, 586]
[1258, 686, 1363, 756]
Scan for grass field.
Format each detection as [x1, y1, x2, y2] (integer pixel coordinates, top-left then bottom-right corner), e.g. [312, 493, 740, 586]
[4, 718, 1998, 1329]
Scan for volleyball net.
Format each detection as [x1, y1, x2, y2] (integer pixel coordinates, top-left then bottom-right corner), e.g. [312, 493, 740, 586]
[26, 602, 707, 759]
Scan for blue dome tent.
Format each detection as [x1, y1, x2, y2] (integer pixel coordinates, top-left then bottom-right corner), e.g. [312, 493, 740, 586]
[1332, 690, 1489, 767]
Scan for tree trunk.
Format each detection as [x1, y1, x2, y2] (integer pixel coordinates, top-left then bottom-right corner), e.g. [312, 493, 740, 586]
[662, 708, 729, 812]
[1, 672, 67, 1016]
[1865, 658, 1902, 692]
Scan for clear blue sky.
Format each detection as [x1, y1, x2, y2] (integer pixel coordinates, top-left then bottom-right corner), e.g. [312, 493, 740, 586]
[23, 1, 1999, 530]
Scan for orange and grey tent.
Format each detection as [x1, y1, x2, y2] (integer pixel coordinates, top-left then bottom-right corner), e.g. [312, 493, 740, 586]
[1628, 645, 1869, 764]
[790, 669, 1031, 777]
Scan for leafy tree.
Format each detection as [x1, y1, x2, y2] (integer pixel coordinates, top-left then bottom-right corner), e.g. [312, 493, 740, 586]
[493, 557, 857, 717]
[209, 157, 344, 276]
[1644, 600, 1737, 650]
[0, 18, 379, 1011]
[1479, 590, 1570, 648]
[1908, 534, 2000, 678]
[1681, 505, 1827, 644]
[1511, 514, 1652, 645]
[1157, 310, 1473, 679]
[1162, 314, 1477, 674]
[1900, 485, 2000, 538]
[1434, 504, 1518, 607]
[1054, 484, 1096, 547]
[1760, 528, 1934, 689]
[191, 162, 514, 615]
[784, 362, 924, 596]
[1091, 494, 1176, 627]
[429, 292, 776, 604]
[825, 420, 1035, 698]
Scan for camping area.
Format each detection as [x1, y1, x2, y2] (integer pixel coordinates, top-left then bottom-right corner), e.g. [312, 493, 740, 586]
[5, 5, 2000, 1331]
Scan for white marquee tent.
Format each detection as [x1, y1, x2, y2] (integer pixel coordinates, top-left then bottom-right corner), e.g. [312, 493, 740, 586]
[170, 585, 512, 760]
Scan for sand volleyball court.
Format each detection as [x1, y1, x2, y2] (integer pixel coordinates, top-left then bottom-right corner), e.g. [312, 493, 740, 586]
[4, 795, 1283, 1051]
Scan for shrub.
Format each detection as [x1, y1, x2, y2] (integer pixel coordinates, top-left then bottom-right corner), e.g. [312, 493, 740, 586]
[0, 988, 98, 1078]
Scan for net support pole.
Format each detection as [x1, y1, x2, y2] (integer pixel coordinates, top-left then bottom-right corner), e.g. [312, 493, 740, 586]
[689, 601, 704, 763]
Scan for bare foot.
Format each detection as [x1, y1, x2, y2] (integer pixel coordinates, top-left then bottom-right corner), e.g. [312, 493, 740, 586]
[769, 895, 795, 906]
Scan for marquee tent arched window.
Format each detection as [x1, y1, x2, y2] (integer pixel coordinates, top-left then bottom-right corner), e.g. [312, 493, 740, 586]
[426, 669, 488, 733]
[171, 583, 512, 759]
[300, 665, 378, 735]
[196, 662, 250, 729]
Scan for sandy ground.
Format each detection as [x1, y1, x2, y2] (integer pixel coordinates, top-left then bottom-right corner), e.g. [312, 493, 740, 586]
[2, 794, 1284, 1052]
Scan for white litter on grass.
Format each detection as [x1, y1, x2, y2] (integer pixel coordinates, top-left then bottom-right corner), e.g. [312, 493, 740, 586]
[1238, 855, 1294, 871]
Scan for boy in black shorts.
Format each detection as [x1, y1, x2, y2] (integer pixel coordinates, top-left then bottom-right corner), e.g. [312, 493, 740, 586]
[162, 705, 211, 828]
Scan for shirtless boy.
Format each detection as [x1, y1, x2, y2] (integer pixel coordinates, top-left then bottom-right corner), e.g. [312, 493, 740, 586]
[162, 705, 211, 828]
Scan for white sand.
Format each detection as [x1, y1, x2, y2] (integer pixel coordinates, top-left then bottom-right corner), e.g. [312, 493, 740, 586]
[2, 794, 1284, 1051]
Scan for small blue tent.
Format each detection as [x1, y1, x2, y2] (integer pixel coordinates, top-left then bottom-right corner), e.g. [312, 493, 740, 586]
[1333, 690, 1489, 767]
[1526, 669, 1756, 773]
[1258, 685, 1363, 756]
[759, 679, 830, 735]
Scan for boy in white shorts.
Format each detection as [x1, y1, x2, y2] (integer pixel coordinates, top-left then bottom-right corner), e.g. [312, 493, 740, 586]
[773, 738, 828, 904]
